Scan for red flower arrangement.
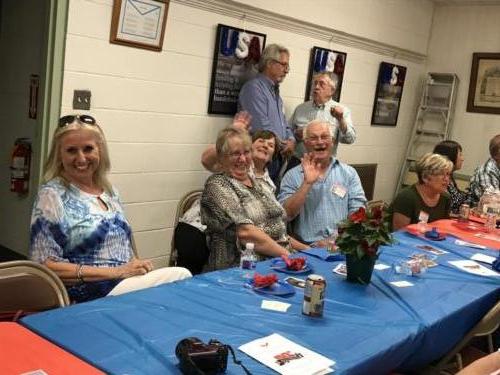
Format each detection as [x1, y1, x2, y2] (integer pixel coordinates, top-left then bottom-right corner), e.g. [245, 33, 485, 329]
[336, 205, 394, 260]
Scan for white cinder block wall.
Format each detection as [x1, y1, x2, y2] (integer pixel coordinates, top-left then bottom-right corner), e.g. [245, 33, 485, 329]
[426, 4, 500, 176]
[62, 0, 434, 264]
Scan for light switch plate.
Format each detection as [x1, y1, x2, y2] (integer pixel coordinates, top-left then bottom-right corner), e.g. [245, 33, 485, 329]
[73, 90, 91, 110]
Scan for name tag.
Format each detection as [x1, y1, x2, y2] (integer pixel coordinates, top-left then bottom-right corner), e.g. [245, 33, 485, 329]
[418, 210, 429, 223]
[332, 184, 347, 198]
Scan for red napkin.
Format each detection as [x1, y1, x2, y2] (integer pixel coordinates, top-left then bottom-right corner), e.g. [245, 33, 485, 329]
[281, 255, 306, 271]
[253, 273, 278, 287]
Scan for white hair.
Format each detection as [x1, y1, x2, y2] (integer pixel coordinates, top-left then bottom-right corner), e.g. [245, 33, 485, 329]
[303, 120, 334, 140]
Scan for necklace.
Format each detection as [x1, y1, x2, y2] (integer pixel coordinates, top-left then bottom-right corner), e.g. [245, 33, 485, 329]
[416, 184, 439, 207]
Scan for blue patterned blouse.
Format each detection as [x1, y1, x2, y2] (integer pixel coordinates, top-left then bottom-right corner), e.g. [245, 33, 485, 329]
[30, 178, 133, 302]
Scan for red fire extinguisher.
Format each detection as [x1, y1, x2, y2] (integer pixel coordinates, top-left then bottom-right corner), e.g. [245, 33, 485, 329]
[10, 138, 31, 194]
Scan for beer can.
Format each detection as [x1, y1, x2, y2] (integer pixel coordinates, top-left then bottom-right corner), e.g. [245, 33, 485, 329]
[458, 203, 470, 222]
[302, 274, 326, 317]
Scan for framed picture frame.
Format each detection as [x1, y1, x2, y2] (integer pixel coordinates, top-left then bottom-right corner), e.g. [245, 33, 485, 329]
[467, 52, 500, 114]
[371, 62, 407, 126]
[208, 24, 266, 115]
[305, 47, 347, 102]
[110, 0, 169, 52]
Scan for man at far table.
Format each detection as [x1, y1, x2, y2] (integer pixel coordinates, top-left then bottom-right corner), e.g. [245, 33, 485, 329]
[279, 120, 366, 247]
[469, 134, 500, 207]
[290, 72, 356, 159]
[238, 43, 295, 183]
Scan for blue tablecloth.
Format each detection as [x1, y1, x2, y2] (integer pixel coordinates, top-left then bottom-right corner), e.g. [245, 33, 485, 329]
[22, 231, 499, 375]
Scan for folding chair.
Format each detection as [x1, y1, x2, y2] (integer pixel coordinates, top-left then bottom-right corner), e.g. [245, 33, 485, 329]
[170, 190, 203, 267]
[427, 301, 500, 374]
[0, 260, 69, 319]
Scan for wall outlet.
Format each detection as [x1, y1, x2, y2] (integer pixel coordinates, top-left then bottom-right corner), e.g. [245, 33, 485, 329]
[73, 90, 91, 110]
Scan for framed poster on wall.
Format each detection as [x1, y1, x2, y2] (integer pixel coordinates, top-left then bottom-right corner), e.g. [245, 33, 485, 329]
[467, 52, 500, 114]
[208, 24, 266, 115]
[371, 62, 407, 126]
[110, 0, 169, 52]
[305, 46, 347, 102]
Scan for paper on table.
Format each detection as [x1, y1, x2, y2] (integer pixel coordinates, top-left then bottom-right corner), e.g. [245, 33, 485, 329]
[470, 253, 496, 265]
[261, 300, 291, 313]
[374, 263, 390, 270]
[448, 260, 499, 277]
[390, 281, 414, 288]
[455, 239, 486, 249]
[239, 333, 335, 375]
[475, 233, 500, 242]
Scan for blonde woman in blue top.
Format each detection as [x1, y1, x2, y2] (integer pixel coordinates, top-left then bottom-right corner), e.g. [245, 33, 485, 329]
[30, 115, 191, 302]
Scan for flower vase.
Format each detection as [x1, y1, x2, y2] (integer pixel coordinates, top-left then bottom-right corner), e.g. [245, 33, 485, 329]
[345, 254, 376, 284]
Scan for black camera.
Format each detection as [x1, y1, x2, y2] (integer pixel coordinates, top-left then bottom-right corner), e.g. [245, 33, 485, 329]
[175, 337, 229, 375]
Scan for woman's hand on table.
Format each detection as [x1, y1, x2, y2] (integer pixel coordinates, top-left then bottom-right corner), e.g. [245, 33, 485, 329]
[116, 259, 154, 279]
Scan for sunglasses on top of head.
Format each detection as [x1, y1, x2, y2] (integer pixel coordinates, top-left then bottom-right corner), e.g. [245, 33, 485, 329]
[58, 115, 97, 128]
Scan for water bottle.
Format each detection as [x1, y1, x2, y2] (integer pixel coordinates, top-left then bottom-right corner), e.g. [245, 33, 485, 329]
[240, 242, 256, 279]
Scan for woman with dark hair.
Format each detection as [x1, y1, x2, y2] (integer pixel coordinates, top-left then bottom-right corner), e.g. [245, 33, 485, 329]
[433, 140, 469, 213]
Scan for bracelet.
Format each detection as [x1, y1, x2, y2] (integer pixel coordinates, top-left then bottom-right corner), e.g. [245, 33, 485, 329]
[76, 264, 84, 283]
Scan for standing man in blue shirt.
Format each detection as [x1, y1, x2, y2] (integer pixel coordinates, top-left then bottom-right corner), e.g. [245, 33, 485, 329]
[238, 44, 295, 183]
[278, 120, 366, 246]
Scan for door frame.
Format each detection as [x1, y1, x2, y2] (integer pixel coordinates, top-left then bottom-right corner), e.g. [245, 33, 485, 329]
[35, 0, 68, 186]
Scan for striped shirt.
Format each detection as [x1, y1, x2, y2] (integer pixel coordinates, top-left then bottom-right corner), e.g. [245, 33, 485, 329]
[469, 158, 500, 206]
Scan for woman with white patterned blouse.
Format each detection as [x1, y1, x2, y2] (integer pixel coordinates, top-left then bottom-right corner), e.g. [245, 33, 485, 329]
[201, 128, 305, 271]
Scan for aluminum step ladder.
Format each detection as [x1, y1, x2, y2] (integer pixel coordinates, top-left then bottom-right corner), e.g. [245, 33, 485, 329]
[394, 72, 459, 196]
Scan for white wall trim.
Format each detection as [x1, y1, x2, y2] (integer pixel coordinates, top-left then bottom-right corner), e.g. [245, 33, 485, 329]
[173, 0, 427, 63]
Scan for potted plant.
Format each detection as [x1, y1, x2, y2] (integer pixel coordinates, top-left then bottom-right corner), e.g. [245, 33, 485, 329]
[336, 205, 394, 284]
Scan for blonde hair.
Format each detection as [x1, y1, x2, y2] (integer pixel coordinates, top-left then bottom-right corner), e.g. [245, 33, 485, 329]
[43, 120, 112, 193]
[215, 128, 252, 159]
[415, 153, 453, 184]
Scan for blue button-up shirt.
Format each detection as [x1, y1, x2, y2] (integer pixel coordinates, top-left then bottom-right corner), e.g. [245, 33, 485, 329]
[278, 158, 366, 242]
[238, 74, 294, 141]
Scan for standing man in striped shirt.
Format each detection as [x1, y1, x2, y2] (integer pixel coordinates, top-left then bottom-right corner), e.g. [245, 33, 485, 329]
[278, 120, 366, 247]
[290, 72, 356, 159]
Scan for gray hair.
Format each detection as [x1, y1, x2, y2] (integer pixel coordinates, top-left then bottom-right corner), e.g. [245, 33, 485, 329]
[489, 134, 500, 158]
[312, 72, 337, 91]
[258, 43, 290, 72]
[415, 153, 453, 184]
[303, 120, 334, 140]
[215, 128, 252, 159]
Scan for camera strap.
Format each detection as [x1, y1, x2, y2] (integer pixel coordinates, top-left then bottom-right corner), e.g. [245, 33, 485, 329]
[226, 345, 252, 375]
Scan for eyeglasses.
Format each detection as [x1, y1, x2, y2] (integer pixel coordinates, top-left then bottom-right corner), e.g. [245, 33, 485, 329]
[431, 172, 451, 179]
[227, 150, 251, 160]
[58, 115, 97, 128]
[307, 135, 332, 143]
[272, 59, 290, 70]
[313, 80, 330, 88]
